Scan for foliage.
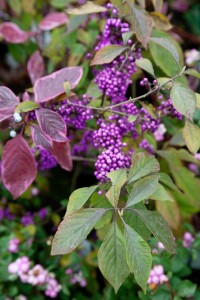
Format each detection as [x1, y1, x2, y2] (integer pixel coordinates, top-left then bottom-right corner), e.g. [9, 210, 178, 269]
[0, 0, 200, 298]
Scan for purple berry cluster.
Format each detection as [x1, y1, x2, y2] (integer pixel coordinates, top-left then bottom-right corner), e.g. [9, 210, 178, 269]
[37, 148, 58, 171]
[158, 98, 182, 120]
[140, 108, 160, 133]
[139, 139, 154, 154]
[53, 94, 93, 130]
[94, 146, 131, 181]
[94, 53, 140, 104]
[72, 130, 93, 156]
[93, 122, 123, 149]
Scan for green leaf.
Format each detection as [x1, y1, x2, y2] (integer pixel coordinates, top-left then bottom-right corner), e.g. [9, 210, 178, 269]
[122, 31, 134, 44]
[157, 149, 200, 212]
[51, 208, 106, 255]
[126, 175, 159, 207]
[67, 185, 98, 214]
[67, 1, 107, 15]
[87, 81, 102, 99]
[128, 115, 137, 122]
[157, 172, 180, 193]
[135, 58, 155, 77]
[150, 183, 174, 201]
[156, 199, 180, 230]
[123, 203, 151, 241]
[106, 169, 127, 207]
[182, 120, 200, 154]
[128, 152, 160, 183]
[157, 77, 173, 90]
[150, 12, 172, 31]
[90, 45, 128, 66]
[128, 3, 153, 48]
[177, 280, 197, 298]
[170, 84, 196, 120]
[150, 37, 180, 67]
[15, 101, 39, 113]
[184, 68, 200, 79]
[195, 93, 200, 109]
[98, 221, 130, 293]
[124, 223, 152, 293]
[149, 30, 183, 77]
[130, 209, 176, 253]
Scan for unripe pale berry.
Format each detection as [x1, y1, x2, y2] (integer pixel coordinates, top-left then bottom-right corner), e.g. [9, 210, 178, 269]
[13, 112, 22, 123]
[10, 130, 17, 138]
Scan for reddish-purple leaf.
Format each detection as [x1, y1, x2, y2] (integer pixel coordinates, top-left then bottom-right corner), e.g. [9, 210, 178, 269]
[0, 86, 19, 111]
[2, 136, 37, 199]
[36, 108, 67, 142]
[31, 124, 52, 151]
[27, 51, 45, 84]
[39, 12, 68, 31]
[52, 141, 72, 171]
[0, 22, 30, 43]
[0, 110, 13, 122]
[34, 67, 83, 103]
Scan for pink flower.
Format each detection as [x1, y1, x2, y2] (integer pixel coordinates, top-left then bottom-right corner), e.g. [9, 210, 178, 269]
[8, 238, 20, 253]
[154, 124, 166, 142]
[158, 242, 165, 250]
[148, 265, 168, 287]
[27, 264, 48, 285]
[183, 232, 195, 248]
[45, 274, 62, 298]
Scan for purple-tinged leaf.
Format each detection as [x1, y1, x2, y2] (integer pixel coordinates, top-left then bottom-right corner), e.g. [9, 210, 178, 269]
[31, 124, 52, 152]
[36, 108, 67, 142]
[39, 12, 68, 31]
[0, 22, 30, 43]
[0, 111, 13, 123]
[52, 141, 72, 171]
[27, 51, 45, 84]
[2, 136, 37, 199]
[34, 67, 83, 103]
[0, 86, 19, 111]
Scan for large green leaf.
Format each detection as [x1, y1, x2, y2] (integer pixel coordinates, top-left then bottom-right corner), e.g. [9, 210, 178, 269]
[150, 183, 174, 202]
[156, 199, 180, 230]
[124, 223, 152, 293]
[150, 37, 180, 67]
[157, 172, 180, 193]
[149, 30, 183, 76]
[106, 169, 127, 207]
[128, 152, 160, 183]
[51, 208, 106, 255]
[126, 175, 159, 207]
[157, 149, 200, 210]
[170, 84, 196, 120]
[130, 209, 176, 253]
[98, 222, 130, 293]
[182, 120, 200, 154]
[67, 185, 98, 214]
[123, 203, 151, 241]
[135, 58, 155, 77]
[184, 69, 200, 79]
[127, 3, 153, 48]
